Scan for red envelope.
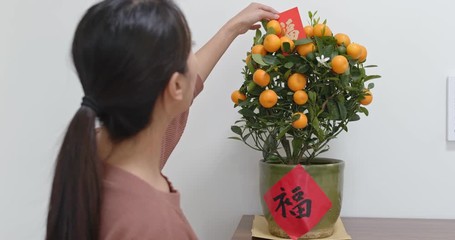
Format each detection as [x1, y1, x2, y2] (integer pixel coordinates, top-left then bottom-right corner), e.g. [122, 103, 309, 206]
[278, 7, 306, 40]
[263, 165, 332, 239]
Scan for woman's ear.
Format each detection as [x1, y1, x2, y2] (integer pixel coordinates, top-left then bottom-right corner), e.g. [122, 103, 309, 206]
[164, 72, 184, 101]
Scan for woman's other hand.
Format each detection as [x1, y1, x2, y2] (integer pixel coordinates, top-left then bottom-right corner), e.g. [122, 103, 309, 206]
[227, 3, 280, 36]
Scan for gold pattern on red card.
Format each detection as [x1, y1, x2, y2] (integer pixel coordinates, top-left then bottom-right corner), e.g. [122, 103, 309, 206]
[278, 7, 306, 40]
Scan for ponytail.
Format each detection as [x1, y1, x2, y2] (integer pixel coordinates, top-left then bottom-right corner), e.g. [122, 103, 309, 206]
[45, 0, 194, 237]
[46, 106, 102, 240]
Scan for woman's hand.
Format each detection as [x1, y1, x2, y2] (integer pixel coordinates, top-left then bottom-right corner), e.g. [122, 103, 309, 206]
[195, 3, 279, 82]
[226, 3, 280, 36]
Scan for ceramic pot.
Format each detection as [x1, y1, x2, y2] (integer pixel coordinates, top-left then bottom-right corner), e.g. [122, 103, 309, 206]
[259, 158, 344, 239]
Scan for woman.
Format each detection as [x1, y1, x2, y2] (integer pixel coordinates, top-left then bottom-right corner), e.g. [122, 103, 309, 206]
[45, 0, 278, 239]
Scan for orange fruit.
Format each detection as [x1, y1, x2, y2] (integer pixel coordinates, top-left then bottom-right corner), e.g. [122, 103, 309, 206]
[266, 20, 282, 35]
[287, 73, 307, 91]
[331, 55, 349, 74]
[347, 43, 362, 59]
[293, 90, 308, 105]
[253, 69, 270, 87]
[251, 44, 267, 56]
[360, 90, 373, 105]
[296, 42, 316, 56]
[259, 89, 278, 108]
[280, 36, 295, 53]
[359, 45, 368, 62]
[304, 26, 314, 38]
[313, 24, 332, 37]
[334, 33, 351, 46]
[292, 112, 308, 129]
[263, 34, 281, 53]
[231, 90, 246, 104]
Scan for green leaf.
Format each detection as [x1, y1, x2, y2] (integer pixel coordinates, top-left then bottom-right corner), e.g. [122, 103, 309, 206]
[327, 100, 340, 120]
[284, 69, 292, 79]
[246, 59, 255, 73]
[306, 52, 316, 62]
[284, 62, 294, 69]
[359, 106, 369, 116]
[311, 118, 324, 140]
[265, 154, 281, 163]
[261, 20, 268, 31]
[252, 54, 268, 66]
[340, 74, 350, 87]
[308, 91, 317, 103]
[337, 102, 348, 120]
[341, 123, 348, 131]
[319, 112, 330, 119]
[228, 136, 242, 141]
[349, 114, 361, 121]
[291, 114, 300, 122]
[231, 126, 242, 136]
[238, 108, 256, 118]
[272, 86, 284, 92]
[247, 81, 256, 93]
[294, 38, 313, 46]
[337, 94, 346, 104]
[292, 138, 303, 156]
[263, 55, 280, 65]
[266, 27, 276, 35]
[282, 42, 291, 53]
[365, 75, 381, 81]
[276, 53, 285, 59]
[351, 67, 361, 80]
[363, 65, 378, 68]
[254, 29, 262, 44]
[296, 64, 309, 73]
[237, 99, 250, 107]
[368, 83, 375, 89]
[277, 125, 291, 140]
[360, 67, 366, 77]
[323, 46, 333, 58]
[314, 37, 323, 51]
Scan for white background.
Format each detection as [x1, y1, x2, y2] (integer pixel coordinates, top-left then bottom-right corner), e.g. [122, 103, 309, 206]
[1, 0, 455, 239]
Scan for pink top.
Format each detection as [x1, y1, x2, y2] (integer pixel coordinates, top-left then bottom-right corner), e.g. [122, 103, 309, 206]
[100, 76, 204, 239]
[160, 75, 204, 169]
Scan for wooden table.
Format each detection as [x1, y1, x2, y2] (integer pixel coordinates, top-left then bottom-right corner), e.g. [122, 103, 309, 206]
[231, 215, 455, 240]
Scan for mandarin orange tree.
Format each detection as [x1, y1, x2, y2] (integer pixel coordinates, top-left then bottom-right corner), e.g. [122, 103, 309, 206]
[230, 11, 381, 165]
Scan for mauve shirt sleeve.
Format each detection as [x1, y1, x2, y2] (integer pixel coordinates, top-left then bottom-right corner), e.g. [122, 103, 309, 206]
[159, 75, 204, 169]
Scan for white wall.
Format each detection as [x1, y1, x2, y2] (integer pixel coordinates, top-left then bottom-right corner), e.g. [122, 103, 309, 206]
[1, 0, 454, 239]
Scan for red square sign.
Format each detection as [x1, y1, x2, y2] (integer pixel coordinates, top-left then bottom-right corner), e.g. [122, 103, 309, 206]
[263, 165, 332, 239]
[278, 7, 306, 40]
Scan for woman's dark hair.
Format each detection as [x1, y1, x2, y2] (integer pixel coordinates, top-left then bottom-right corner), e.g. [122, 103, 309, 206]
[46, 0, 192, 239]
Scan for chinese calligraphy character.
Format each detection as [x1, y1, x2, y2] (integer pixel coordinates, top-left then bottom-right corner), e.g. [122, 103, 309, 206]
[273, 186, 312, 219]
[290, 186, 312, 218]
[273, 187, 292, 218]
[280, 19, 300, 40]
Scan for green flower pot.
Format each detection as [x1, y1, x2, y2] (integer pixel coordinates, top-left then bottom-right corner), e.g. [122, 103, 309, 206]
[259, 158, 344, 239]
